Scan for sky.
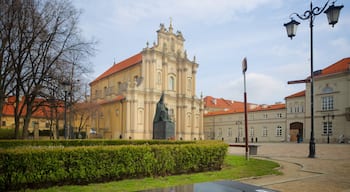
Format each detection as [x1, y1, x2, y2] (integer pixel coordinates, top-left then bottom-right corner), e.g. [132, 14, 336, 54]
[72, 0, 350, 105]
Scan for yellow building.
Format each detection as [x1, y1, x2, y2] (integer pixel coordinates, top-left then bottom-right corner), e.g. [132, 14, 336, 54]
[89, 23, 204, 140]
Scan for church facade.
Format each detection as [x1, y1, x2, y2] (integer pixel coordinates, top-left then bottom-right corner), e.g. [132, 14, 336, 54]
[89, 23, 204, 140]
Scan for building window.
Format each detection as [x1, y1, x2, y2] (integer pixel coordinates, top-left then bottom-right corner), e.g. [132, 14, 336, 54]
[249, 127, 254, 137]
[218, 128, 222, 137]
[228, 128, 233, 137]
[276, 126, 282, 137]
[1, 121, 6, 126]
[322, 96, 334, 111]
[263, 113, 268, 119]
[277, 113, 283, 118]
[238, 127, 243, 138]
[104, 86, 108, 96]
[187, 77, 192, 90]
[323, 122, 333, 135]
[157, 72, 162, 85]
[169, 76, 175, 91]
[45, 122, 50, 128]
[263, 127, 268, 137]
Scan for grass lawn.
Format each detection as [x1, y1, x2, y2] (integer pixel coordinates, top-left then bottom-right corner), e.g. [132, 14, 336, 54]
[33, 155, 281, 192]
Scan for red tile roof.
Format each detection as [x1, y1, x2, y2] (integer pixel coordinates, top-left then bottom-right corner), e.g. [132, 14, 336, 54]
[320, 57, 350, 76]
[205, 103, 285, 116]
[2, 96, 64, 118]
[285, 90, 305, 99]
[90, 53, 142, 85]
[98, 95, 125, 105]
[204, 96, 245, 110]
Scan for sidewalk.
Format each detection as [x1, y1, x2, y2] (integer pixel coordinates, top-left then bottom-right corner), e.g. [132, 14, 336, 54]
[228, 143, 350, 192]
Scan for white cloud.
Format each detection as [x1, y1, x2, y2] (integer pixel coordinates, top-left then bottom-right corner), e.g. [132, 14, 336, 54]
[207, 73, 298, 104]
[111, 0, 281, 27]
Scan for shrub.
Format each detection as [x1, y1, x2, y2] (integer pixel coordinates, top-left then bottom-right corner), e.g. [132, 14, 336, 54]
[0, 141, 227, 191]
[0, 139, 195, 149]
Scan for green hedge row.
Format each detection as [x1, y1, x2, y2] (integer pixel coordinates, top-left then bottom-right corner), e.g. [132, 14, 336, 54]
[0, 139, 195, 149]
[0, 141, 227, 191]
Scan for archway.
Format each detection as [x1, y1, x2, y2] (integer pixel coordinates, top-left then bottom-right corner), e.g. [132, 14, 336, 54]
[290, 122, 303, 142]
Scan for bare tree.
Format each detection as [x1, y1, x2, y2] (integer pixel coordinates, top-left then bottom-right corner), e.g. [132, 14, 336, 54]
[0, 0, 95, 139]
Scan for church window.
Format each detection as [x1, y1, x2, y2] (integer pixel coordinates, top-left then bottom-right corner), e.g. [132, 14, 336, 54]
[187, 77, 192, 90]
[169, 76, 175, 91]
[157, 71, 162, 85]
[104, 86, 108, 97]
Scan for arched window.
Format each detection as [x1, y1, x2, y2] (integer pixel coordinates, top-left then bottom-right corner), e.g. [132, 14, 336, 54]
[322, 86, 333, 94]
[157, 71, 162, 85]
[169, 76, 175, 91]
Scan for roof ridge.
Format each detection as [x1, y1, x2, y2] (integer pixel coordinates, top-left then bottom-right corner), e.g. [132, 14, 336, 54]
[90, 52, 142, 85]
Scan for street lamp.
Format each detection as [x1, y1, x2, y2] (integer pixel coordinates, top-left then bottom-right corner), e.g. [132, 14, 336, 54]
[62, 81, 71, 139]
[284, 1, 343, 158]
[242, 57, 248, 160]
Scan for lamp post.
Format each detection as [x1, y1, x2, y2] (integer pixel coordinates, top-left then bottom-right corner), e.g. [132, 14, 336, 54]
[284, 1, 343, 158]
[242, 57, 248, 160]
[62, 81, 70, 139]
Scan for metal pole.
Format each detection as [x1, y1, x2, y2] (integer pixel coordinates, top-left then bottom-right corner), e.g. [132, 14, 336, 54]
[308, 1, 316, 158]
[327, 114, 330, 144]
[244, 72, 249, 160]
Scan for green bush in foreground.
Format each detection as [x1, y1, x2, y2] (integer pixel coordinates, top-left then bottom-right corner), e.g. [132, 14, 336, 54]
[0, 139, 195, 149]
[0, 141, 227, 191]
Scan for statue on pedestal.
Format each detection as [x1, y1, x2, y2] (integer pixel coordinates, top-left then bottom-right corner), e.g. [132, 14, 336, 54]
[153, 93, 175, 139]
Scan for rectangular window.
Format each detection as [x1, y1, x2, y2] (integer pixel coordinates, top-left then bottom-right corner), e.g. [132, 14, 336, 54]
[249, 127, 254, 137]
[263, 127, 268, 137]
[276, 126, 282, 137]
[322, 96, 334, 111]
[228, 128, 233, 137]
[263, 114, 268, 119]
[323, 122, 333, 135]
[218, 128, 222, 137]
[277, 113, 283, 118]
[1, 121, 6, 126]
[238, 128, 243, 137]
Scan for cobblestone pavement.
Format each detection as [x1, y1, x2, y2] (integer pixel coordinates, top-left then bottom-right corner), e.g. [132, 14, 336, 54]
[228, 143, 350, 192]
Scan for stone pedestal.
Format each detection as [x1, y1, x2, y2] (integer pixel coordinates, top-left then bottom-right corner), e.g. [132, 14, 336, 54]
[153, 121, 175, 139]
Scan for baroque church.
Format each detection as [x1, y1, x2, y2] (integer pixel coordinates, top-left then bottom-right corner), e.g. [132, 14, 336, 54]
[89, 23, 204, 140]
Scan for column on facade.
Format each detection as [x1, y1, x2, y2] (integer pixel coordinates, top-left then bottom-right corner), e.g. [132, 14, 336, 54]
[125, 100, 131, 138]
[191, 104, 195, 140]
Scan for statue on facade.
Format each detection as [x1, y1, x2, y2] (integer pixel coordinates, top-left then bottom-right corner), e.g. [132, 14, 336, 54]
[153, 93, 175, 139]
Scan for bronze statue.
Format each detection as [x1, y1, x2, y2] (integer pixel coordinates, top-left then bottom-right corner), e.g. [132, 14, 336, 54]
[153, 92, 174, 139]
[153, 93, 171, 122]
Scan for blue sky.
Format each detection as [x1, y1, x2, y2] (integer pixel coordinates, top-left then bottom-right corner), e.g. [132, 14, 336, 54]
[73, 0, 350, 104]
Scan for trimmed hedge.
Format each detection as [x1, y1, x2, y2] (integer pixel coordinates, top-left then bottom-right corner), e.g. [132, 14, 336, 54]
[0, 139, 195, 149]
[0, 141, 227, 191]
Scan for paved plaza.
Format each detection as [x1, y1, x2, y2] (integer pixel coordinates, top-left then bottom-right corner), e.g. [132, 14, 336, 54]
[229, 143, 350, 192]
